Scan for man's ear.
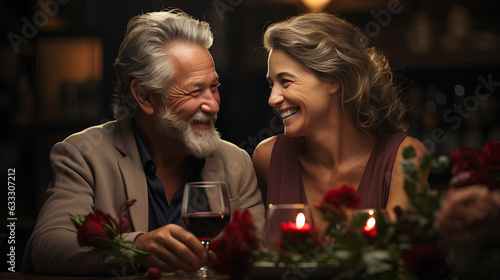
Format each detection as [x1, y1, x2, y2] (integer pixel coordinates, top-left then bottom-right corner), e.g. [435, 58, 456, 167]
[131, 79, 154, 115]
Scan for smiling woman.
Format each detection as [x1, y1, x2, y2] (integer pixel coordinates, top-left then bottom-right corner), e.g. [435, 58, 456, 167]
[253, 12, 429, 224]
[266, 48, 339, 136]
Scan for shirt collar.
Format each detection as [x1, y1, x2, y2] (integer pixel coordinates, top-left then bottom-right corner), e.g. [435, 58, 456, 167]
[132, 124, 205, 180]
[133, 125, 156, 178]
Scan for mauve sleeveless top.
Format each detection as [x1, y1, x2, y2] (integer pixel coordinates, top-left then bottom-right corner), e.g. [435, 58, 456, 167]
[267, 132, 408, 209]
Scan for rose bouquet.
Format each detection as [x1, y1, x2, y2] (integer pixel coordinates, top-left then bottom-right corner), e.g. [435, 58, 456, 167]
[210, 210, 260, 279]
[70, 199, 148, 270]
[447, 141, 500, 190]
[210, 208, 332, 279]
[316, 185, 361, 234]
[210, 142, 500, 280]
[209, 146, 445, 280]
[433, 141, 500, 280]
[315, 186, 401, 279]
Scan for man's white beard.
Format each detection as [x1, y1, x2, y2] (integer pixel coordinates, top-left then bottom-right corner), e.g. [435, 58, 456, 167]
[156, 108, 221, 159]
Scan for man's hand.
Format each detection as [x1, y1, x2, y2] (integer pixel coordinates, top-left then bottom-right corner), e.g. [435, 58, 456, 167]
[135, 224, 206, 272]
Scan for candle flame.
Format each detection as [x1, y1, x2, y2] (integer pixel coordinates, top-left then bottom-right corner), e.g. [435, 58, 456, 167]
[366, 217, 376, 229]
[296, 213, 306, 229]
[368, 210, 374, 215]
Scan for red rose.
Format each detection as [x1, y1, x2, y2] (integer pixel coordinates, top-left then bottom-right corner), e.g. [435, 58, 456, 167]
[77, 210, 118, 247]
[315, 185, 361, 211]
[119, 215, 131, 234]
[403, 244, 448, 280]
[482, 141, 500, 163]
[448, 170, 490, 189]
[210, 210, 259, 280]
[481, 142, 500, 173]
[449, 147, 481, 175]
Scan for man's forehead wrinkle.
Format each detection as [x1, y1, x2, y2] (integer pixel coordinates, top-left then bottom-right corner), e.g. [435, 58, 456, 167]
[182, 72, 218, 89]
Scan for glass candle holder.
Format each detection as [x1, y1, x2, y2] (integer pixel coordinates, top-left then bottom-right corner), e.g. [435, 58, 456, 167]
[352, 209, 387, 239]
[262, 204, 315, 253]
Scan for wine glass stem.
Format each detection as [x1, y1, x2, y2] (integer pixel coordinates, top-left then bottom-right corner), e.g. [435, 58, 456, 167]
[200, 240, 211, 277]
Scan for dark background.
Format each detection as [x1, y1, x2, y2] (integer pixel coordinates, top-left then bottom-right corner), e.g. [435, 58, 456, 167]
[1, 0, 500, 272]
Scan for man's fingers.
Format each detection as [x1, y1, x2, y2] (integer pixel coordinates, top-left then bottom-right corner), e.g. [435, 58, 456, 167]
[146, 245, 199, 272]
[155, 231, 202, 271]
[134, 224, 206, 272]
[170, 226, 207, 258]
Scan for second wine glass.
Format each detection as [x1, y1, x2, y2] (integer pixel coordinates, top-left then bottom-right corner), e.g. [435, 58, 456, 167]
[181, 181, 231, 278]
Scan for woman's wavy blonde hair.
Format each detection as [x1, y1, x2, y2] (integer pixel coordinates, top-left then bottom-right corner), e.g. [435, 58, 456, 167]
[263, 13, 408, 137]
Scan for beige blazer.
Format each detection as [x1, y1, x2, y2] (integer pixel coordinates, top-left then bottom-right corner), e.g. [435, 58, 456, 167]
[22, 120, 265, 275]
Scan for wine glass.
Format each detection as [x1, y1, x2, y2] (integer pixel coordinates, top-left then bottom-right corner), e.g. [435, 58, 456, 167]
[182, 181, 231, 278]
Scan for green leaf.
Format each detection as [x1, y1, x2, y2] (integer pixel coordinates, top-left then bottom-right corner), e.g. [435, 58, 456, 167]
[374, 209, 391, 241]
[69, 213, 85, 228]
[104, 224, 118, 239]
[401, 161, 418, 180]
[419, 154, 432, 175]
[430, 155, 450, 174]
[352, 213, 370, 228]
[404, 181, 417, 200]
[387, 243, 401, 260]
[402, 146, 415, 160]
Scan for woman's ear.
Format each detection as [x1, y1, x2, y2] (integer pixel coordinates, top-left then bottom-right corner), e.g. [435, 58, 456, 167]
[329, 81, 341, 95]
[130, 79, 155, 115]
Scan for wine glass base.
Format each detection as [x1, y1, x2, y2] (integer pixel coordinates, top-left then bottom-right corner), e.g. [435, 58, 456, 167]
[181, 269, 228, 278]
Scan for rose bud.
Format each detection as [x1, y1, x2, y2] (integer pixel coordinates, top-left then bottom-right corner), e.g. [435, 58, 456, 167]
[147, 267, 161, 279]
[119, 215, 131, 233]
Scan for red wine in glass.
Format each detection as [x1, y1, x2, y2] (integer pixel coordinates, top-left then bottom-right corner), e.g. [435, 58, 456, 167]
[182, 181, 231, 278]
[182, 212, 230, 240]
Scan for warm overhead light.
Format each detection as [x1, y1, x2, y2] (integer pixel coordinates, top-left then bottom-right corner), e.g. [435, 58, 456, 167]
[301, 0, 331, 11]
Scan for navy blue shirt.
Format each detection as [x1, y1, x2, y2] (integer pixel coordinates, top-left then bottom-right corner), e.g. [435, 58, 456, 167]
[133, 128, 205, 231]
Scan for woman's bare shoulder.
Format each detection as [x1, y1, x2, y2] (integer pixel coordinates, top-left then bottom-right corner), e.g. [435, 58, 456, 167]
[399, 135, 429, 156]
[253, 135, 280, 164]
[252, 135, 281, 197]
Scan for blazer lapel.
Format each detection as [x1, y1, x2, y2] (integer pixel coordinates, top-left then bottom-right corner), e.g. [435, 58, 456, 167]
[115, 120, 149, 232]
[202, 157, 226, 183]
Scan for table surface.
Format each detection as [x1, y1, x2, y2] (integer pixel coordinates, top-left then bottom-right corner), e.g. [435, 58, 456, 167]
[0, 272, 231, 280]
[2, 262, 342, 280]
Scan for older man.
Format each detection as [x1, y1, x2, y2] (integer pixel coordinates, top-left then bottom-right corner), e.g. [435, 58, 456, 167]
[22, 10, 265, 275]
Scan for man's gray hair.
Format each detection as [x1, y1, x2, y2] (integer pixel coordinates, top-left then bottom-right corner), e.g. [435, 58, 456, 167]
[112, 10, 213, 120]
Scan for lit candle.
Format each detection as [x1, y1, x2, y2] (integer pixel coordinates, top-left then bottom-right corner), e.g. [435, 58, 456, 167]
[279, 213, 312, 250]
[281, 213, 312, 233]
[296, 213, 305, 228]
[361, 210, 377, 239]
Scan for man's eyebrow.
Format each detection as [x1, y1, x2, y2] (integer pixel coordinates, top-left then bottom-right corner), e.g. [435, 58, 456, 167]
[211, 75, 220, 84]
[187, 76, 220, 90]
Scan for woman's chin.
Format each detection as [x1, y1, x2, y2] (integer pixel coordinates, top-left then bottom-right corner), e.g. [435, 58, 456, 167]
[283, 126, 301, 137]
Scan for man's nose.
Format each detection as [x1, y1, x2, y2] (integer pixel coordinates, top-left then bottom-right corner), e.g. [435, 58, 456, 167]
[200, 90, 220, 115]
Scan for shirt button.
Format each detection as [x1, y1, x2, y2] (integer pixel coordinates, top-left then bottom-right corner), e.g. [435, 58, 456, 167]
[146, 162, 156, 177]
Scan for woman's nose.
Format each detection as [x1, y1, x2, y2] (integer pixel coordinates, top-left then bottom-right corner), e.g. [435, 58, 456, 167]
[268, 86, 284, 108]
